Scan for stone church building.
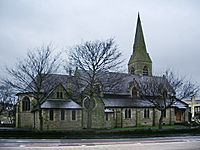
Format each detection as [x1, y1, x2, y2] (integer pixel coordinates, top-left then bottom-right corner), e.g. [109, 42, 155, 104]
[16, 15, 188, 130]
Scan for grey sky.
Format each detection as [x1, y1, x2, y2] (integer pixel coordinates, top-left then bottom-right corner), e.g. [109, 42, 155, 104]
[0, 0, 200, 85]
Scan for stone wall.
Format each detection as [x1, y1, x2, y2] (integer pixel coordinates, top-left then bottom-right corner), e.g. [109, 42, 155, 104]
[34, 111, 40, 130]
[42, 109, 82, 131]
[164, 108, 175, 125]
[135, 108, 151, 126]
[16, 91, 185, 130]
[104, 113, 115, 128]
[16, 95, 35, 128]
[17, 112, 33, 128]
[135, 108, 175, 126]
[129, 62, 152, 76]
[184, 108, 189, 122]
[91, 98, 105, 129]
[122, 108, 136, 127]
[108, 108, 176, 128]
[82, 97, 105, 129]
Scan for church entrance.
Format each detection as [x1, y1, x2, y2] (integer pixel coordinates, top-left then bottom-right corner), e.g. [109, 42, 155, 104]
[175, 108, 182, 122]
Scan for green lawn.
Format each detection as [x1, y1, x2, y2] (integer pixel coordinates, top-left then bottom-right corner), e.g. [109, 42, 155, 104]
[111, 125, 189, 131]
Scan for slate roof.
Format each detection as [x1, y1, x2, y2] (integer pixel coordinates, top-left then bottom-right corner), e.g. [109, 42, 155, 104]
[25, 74, 76, 93]
[103, 97, 154, 108]
[21, 74, 84, 101]
[172, 100, 188, 109]
[41, 99, 82, 109]
[19, 72, 178, 109]
[103, 96, 188, 109]
[22, 71, 168, 96]
[78, 70, 168, 95]
[101, 72, 172, 96]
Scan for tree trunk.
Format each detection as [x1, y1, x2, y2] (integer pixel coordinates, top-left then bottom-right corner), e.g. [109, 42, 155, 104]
[169, 108, 172, 125]
[86, 95, 95, 129]
[152, 108, 156, 127]
[159, 110, 164, 129]
[135, 110, 138, 127]
[87, 110, 92, 129]
[39, 107, 43, 131]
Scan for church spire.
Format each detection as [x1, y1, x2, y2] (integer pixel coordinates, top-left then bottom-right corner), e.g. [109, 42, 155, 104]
[128, 13, 152, 76]
[133, 13, 147, 54]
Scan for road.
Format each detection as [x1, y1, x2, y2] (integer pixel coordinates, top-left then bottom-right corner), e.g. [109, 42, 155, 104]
[0, 136, 200, 150]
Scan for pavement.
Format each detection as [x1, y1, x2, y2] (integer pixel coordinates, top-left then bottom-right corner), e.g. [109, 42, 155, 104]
[0, 136, 200, 149]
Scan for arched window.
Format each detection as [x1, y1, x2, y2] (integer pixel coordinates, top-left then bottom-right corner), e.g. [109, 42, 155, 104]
[131, 67, 135, 75]
[22, 97, 30, 111]
[143, 66, 148, 76]
[163, 89, 168, 99]
[72, 110, 76, 120]
[144, 108, 150, 118]
[125, 109, 131, 119]
[56, 91, 63, 99]
[163, 109, 166, 118]
[125, 109, 128, 119]
[49, 109, 54, 120]
[128, 109, 131, 118]
[132, 87, 138, 98]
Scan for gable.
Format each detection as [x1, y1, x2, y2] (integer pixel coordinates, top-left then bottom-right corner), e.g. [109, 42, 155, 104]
[47, 84, 68, 100]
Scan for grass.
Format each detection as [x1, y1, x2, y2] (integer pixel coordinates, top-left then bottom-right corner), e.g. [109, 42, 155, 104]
[111, 125, 188, 131]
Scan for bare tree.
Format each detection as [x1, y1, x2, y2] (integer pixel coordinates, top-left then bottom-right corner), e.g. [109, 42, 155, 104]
[165, 70, 199, 100]
[0, 84, 16, 124]
[138, 71, 199, 129]
[3, 45, 61, 130]
[69, 38, 123, 128]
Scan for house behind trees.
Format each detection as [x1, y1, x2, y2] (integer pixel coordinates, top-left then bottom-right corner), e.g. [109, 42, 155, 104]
[15, 14, 189, 130]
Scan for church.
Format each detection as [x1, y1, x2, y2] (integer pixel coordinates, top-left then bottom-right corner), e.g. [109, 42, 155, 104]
[15, 14, 189, 130]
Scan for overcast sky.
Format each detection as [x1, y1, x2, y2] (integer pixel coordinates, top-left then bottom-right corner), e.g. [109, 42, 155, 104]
[0, 0, 200, 86]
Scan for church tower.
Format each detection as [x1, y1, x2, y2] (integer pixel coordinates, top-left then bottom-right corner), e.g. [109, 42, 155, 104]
[128, 14, 152, 76]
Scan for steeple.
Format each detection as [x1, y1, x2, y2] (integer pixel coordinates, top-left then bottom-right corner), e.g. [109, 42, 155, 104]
[133, 13, 147, 54]
[128, 13, 152, 76]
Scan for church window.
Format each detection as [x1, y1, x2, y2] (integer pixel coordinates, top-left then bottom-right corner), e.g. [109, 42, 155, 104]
[143, 66, 148, 76]
[128, 109, 131, 118]
[132, 87, 138, 98]
[61, 109, 65, 120]
[144, 108, 150, 118]
[125, 109, 127, 118]
[125, 109, 131, 119]
[163, 109, 166, 118]
[22, 97, 30, 111]
[49, 109, 54, 121]
[105, 113, 109, 121]
[72, 110, 76, 120]
[131, 67, 135, 74]
[56, 91, 63, 99]
[60, 92, 63, 99]
[163, 90, 168, 99]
